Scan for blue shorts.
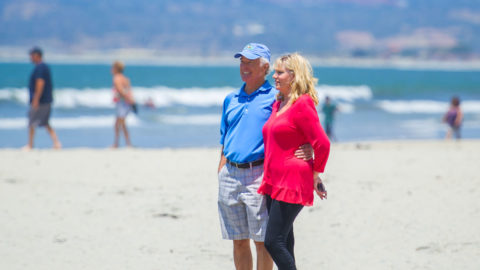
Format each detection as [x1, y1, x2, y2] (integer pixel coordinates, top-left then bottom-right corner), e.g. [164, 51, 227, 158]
[217, 163, 268, 241]
[116, 100, 131, 118]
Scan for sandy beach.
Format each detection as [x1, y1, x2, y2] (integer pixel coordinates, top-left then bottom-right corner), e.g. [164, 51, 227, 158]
[1, 140, 479, 270]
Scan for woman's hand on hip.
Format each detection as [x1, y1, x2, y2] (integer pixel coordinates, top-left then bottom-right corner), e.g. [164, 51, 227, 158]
[294, 144, 313, 160]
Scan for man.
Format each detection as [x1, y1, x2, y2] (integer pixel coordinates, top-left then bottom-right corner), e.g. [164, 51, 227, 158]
[24, 47, 61, 150]
[218, 43, 311, 270]
[321, 96, 338, 141]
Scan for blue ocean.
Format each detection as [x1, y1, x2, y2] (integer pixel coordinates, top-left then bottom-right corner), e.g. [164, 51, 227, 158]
[1, 62, 479, 148]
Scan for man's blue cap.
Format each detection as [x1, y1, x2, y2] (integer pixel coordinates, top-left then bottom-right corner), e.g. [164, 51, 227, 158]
[234, 43, 270, 62]
[29, 46, 43, 56]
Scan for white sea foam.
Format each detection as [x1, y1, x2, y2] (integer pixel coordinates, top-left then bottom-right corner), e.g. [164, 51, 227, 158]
[158, 114, 220, 125]
[400, 118, 445, 137]
[0, 85, 370, 109]
[316, 85, 372, 102]
[378, 100, 480, 114]
[0, 115, 139, 129]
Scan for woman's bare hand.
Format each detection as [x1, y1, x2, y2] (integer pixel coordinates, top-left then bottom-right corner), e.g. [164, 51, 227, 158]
[314, 173, 327, 200]
[294, 144, 313, 160]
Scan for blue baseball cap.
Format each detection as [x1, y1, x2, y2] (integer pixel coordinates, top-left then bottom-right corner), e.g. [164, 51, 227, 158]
[234, 43, 270, 62]
[29, 46, 43, 56]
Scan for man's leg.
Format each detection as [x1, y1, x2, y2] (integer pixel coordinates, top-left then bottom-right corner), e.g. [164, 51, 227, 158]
[23, 126, 35, 150]
[113, 118, 120, 147]
[119, 118, 132, 147]
[233, 239, 253, 270]
[254, 241, 273, 270]
[46, 124, 61, 149]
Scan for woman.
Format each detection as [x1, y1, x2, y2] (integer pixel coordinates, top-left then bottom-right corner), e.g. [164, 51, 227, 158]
[111, 61, 135, 148]
[258, 53, 330, 269]
[443, 96, 463, 140]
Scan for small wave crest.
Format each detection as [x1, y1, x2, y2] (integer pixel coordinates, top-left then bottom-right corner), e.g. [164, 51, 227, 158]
[316, 85, 372, 102]
[158, 114, 220, 125]
[0, 86, 235, 109]
[378, 100, 480, 114]
[0, 85, 371, 109]
[0, 115, 140, 129]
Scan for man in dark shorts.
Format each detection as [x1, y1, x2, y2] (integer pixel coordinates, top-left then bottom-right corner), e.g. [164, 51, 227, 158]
[24, 47, 61, 150]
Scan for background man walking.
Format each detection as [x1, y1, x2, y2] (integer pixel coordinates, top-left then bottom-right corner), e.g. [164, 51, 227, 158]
[24, 47, 61, 150]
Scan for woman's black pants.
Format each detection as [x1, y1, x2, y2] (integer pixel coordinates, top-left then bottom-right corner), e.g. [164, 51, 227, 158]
[264, 195, 304, 270]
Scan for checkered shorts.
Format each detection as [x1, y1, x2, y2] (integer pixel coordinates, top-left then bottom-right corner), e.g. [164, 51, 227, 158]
[217, 163, 268, 242]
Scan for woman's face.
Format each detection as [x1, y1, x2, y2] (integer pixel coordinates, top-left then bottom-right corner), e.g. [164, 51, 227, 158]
[273, 63, 294, 96]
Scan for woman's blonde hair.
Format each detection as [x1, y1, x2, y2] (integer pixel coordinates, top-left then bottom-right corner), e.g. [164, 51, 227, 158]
[274, 53, 319, 105]
[112, 61, 125, 73]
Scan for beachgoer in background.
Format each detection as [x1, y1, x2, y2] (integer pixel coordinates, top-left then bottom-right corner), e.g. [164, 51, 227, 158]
[443, 96, 463, 140]
[322, 96, 338, 141]
[23, 47, 61, 150]
[218, 43, 312, 270]
[144, 97, 155, 109]
[258, 53, 330, 270]
[111, 61, 135, 148]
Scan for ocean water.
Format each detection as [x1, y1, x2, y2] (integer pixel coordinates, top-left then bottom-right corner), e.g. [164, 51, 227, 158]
[1, 62, 479, 148]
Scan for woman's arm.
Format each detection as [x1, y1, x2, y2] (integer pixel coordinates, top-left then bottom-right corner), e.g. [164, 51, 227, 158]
[293, 95, 331, 173]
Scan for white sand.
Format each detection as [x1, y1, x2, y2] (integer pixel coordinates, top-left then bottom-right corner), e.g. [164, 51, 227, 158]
[1, 140, 479, 270]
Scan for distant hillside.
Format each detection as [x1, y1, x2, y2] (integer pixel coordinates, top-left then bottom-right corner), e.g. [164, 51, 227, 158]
[1, 0, 480, 59]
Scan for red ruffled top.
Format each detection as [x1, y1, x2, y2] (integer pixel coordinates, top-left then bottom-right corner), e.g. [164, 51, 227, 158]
[258, 94, 330, 206]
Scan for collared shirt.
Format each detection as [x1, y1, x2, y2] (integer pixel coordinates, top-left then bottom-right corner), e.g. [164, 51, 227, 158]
[220, 80, 277, 163]
[29, 63, 53, 104]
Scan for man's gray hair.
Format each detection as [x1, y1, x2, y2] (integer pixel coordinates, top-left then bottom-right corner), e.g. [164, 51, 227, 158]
[259, 57, 271, 76]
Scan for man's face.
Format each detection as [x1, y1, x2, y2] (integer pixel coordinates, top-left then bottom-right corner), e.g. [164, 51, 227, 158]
[30, 53, 41, 64]
[239, 56, 267, 85]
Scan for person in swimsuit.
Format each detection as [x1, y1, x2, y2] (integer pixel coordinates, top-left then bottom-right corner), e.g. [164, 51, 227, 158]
[111, 61, 135, 148]
[258, 53, 331, 270]
[443, 96, 463, 140]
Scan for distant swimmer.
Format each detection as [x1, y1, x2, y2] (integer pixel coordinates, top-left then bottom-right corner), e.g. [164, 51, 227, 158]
[443, 96, 463, 140]
[111, 61, 135, 148]
[144, 97, 155, 109]
[23, 47, 61, 150]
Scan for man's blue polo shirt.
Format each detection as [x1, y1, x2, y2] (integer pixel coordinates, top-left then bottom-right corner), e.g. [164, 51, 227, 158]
[220, 80, 277, 163]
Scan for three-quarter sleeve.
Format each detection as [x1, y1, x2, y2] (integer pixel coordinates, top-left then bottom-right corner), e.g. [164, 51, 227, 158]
[293, 95, 330, 172]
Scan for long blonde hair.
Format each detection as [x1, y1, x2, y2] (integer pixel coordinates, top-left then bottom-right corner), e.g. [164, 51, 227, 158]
[274, 53, 319, 105]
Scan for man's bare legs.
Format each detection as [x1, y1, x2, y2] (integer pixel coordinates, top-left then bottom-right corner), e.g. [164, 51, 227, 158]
[46, 124, 61, 149]
[113, 118, 132, 148]
[23, 125, 61, 150]
[233, 240, 273, 270]
[119, 118, 132, 147]
[255, 241, 273, 270]
[22, 126, 35, 150]
[234, 240, 253, 270]
[113, 118, 121, 148]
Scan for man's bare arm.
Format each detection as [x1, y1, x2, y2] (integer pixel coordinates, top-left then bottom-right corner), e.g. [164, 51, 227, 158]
[218, 146, 227, 173]
[32, 78, 45, 110]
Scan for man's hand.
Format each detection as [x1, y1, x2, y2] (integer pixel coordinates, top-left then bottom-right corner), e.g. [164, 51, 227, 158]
[294, 144, 313, 160]
[218, 147, 227, 173]
[31, 99, 39, 110]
